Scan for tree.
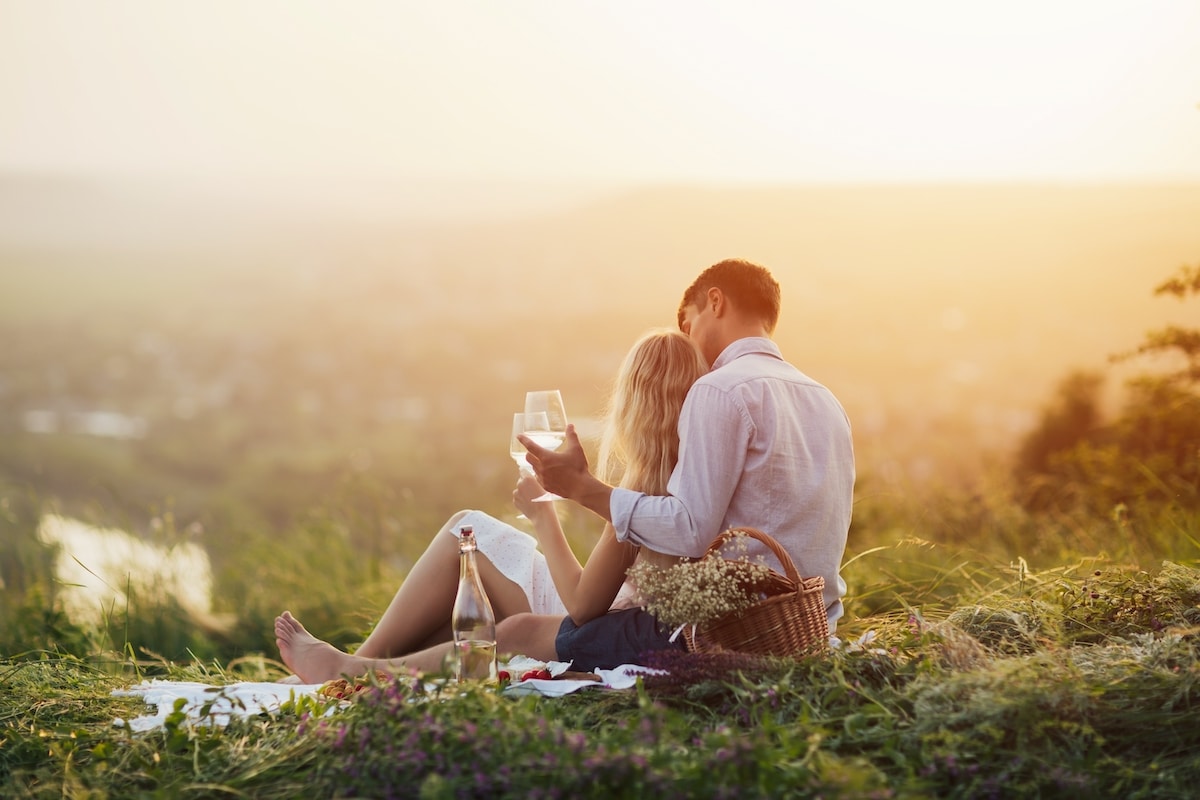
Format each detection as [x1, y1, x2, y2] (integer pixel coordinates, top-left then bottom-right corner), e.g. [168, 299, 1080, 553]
[1014, 264, 1200, 513]
[1015, 370, 1104, 480]
[1113, 263, 1200, 384]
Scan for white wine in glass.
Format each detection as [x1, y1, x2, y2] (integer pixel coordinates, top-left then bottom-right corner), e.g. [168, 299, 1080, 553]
[510, 412, 550, 474]
[509, 412, 549, 520]
[523, 390, 567, 501]
[524, 390, 567, 433]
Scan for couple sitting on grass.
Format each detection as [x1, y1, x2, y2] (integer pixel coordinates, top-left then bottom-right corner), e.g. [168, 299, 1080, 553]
[275, 258, 855, 682]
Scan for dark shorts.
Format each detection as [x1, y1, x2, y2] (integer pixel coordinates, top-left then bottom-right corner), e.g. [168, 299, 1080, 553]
[555, 607, 685, 671]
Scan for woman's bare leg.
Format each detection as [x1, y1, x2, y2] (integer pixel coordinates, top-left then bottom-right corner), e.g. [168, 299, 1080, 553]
[276, 611, 565, 683]
[276, 611, 449, 681]
[354, 511, 532, 659]
[496, 613, 563, 663]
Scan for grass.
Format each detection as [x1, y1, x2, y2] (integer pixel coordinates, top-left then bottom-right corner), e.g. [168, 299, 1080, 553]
[4, 532, 1200, 798]
[3, 458, 1199, 797]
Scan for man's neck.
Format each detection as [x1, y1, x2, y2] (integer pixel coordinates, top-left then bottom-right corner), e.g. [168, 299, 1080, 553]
[716, 325, 771, 353]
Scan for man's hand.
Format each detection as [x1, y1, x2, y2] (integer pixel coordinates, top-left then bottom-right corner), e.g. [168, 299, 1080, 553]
[517, 424, 615, 521]
[517, 424, 589, 499]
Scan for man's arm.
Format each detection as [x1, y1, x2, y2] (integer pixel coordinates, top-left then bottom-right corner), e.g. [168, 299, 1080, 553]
[612, 384, 749, 557]
[520, 384, 750, 556]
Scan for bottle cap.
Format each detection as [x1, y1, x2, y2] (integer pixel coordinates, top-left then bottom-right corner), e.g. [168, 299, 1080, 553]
[458, 525, 477, 550]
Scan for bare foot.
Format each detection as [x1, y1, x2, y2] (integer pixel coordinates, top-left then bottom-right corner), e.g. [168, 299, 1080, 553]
[274, 611, 366, 684]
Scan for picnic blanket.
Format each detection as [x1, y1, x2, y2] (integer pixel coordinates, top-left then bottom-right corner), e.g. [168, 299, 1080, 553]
[112, 660, 655, 732]
[112, 680, 327, 732]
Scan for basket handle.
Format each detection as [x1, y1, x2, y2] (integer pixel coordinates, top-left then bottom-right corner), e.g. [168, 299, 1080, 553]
[703, 527, 802, 586]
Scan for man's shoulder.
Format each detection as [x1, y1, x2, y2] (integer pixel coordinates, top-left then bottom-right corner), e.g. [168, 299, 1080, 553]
[694, 353, 848, 427]
[694, 338, 845, 410]
[701, 349, 815, 390]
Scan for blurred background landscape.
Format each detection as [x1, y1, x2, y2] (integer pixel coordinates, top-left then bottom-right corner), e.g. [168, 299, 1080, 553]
[3, 175, 1196, 659]
[1, 2, 1198, 662]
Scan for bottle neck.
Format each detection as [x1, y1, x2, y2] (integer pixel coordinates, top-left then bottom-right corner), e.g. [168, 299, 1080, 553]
[459, 540, 479, 582]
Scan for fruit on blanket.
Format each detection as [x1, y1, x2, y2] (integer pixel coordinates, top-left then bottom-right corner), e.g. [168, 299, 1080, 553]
[318, 673, 385, 700]
[519, 668, 552, 681]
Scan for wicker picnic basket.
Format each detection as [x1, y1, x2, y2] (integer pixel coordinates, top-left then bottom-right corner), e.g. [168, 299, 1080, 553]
[682, 527, 828, 658]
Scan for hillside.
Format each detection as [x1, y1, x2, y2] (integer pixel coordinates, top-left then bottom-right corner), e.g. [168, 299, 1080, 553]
[3, 177, 1199, 505]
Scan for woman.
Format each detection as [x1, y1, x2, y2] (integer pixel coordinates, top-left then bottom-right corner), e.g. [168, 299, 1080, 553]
[275, 328, 707, 682]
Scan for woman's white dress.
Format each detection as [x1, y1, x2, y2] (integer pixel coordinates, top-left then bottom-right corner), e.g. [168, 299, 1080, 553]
[453, 510, 638, 616]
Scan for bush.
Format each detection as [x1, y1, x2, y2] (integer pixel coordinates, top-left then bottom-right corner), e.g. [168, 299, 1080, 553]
[1015, 265, 1200, 516]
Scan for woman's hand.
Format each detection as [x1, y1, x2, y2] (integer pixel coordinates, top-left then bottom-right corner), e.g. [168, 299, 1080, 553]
[513, 473, 555, 523]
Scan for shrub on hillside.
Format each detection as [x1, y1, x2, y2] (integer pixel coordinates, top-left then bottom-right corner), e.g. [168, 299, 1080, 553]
[1015, 264, 1200, 515]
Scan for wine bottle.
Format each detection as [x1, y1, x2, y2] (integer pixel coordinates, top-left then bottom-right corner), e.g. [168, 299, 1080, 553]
[451, 525, 498, 682]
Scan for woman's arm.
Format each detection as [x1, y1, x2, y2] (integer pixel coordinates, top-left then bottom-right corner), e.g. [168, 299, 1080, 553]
[514, 474, 637, 625]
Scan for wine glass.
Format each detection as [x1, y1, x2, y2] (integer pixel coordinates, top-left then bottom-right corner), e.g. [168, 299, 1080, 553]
[523, 390, 568, 501]
[509, 412, 548, 520]
[510, 412, 549, 476]
[524, 390, 568, 434]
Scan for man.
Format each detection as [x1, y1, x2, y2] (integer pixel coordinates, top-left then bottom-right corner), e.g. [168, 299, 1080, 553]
[520, 258, 855, 661]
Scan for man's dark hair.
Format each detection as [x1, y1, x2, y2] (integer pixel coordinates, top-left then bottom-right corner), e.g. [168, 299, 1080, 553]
[676, 258, 781, 333]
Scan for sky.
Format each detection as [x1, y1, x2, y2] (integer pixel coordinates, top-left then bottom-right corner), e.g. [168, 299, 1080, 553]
[2, 0, 1200, 185]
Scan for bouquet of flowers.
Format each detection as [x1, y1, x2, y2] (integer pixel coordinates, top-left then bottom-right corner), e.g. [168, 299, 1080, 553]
[628, 531, 778, 629]
[630, 528, 828, 658]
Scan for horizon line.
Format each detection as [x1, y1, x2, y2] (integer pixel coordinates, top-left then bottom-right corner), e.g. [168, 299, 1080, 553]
[4, 168, 1200, 191]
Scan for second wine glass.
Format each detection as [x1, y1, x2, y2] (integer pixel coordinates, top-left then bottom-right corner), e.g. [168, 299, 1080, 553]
[510, 412, 549, 475]
[509, 412, 549, 520]
[523, 390, 567, 501]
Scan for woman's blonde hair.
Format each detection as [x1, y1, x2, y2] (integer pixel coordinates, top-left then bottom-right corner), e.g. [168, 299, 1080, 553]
[596, 329, 707, 495]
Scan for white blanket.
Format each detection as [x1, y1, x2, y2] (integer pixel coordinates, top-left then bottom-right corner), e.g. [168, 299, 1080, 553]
[112, 680, 327, 732]
[112, 662, 658, 732]
[500, 661, 652, 697]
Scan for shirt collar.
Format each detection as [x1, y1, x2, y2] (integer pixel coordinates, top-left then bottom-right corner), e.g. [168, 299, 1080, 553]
[710, 337, 783, 370]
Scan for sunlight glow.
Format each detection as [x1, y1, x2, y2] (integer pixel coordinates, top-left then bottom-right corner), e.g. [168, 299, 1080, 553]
[0, 1, 1197, 183]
